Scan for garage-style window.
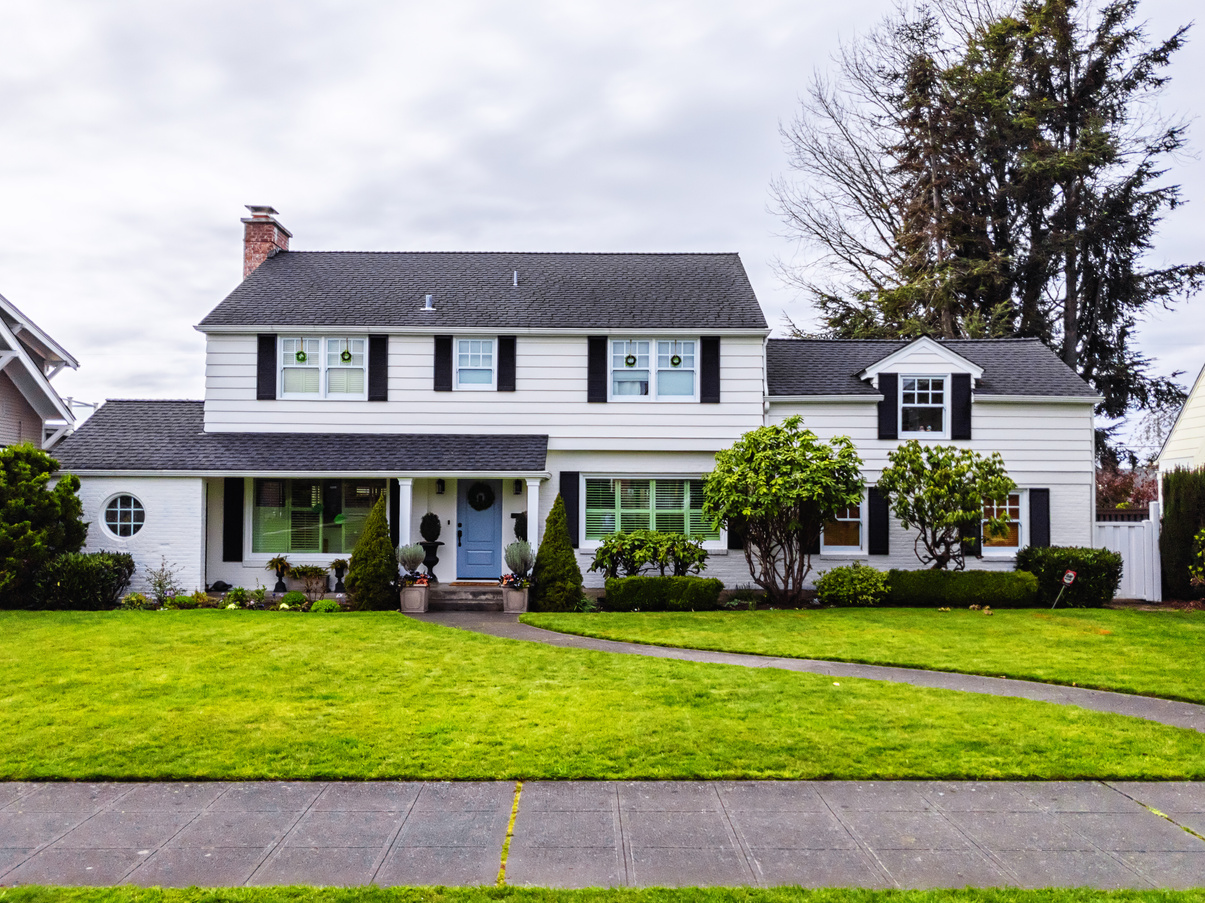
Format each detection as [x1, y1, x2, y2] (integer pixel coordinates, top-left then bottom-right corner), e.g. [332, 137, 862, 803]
[251, 478, 385, 554]
[584, 478, 718, 540]
[104, 494, 145, 537]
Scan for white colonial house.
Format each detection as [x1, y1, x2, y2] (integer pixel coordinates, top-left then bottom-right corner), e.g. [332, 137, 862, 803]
[1158, 360, 1205, 478]
[0, 291, 77, 449]
[53, 207, 1100, 593]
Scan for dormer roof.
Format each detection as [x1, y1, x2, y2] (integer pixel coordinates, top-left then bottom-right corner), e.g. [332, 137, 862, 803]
[857, 336, 984, 382]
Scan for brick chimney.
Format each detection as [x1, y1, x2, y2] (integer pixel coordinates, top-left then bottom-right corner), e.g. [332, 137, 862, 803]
[241, 205, 292, 279]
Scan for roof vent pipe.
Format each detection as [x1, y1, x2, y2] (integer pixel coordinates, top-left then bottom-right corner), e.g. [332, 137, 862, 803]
[422, 294, 435, 311]
[513, 270, 518, 287]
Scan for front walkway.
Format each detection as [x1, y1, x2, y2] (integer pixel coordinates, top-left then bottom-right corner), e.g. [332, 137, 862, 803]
[410, 612, 1205, 733]
[1, 780, 1204, 888]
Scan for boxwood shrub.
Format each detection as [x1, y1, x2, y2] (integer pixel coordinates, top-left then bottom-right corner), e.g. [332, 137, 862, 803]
[887, 568, 1039, 608]
[28, 551, 136, 610]
[1015, 546, 1123, 608]
[604, 576, 724, 611]
[815, 562, 890, 607]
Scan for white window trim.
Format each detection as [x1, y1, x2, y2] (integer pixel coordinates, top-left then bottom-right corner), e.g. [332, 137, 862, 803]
[607, 337, 700, 403]
[982, 488, 1027, 558]
[578, 473, 726, 550]
[453, 336, 498, 392]
[820, 492, 868, 557]
[278, 336, 369, 401]
[101, 492, 146, 541]
[899, 373, 950, 439]
[242, 476, 391, 564]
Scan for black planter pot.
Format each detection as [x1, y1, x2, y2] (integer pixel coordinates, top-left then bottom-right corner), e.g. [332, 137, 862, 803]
[333, 565, 346, 594]
[419, 541, 444, 583]
[273, 567, 288, 593]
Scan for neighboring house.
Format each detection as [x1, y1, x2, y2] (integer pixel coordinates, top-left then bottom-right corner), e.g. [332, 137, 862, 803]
[53, 207, 1099, 593]
[0, 291, 77, 449]
[1157, 361, 1205, 477]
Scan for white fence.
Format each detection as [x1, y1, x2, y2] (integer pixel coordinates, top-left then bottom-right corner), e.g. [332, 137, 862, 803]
[1095, 501, 1161, 601]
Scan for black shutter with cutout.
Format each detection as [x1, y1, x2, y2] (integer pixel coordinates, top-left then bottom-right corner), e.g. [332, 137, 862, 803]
[498, 336, 516, 391]
[951, 373, 972, 440]
[256, 334, 276, 400]
[559, 471, 580, 548]
[389, 479, 400, 547]
[368, 335, 388, 401]
[700, 336, 720, 403]
[222, 477, 244, 562]
[877, 373, 898, 439]
[1030, 488, 1051, 547]
[587, 337, 607, 403]
[433, 336, 453, 391]
[868, 487, 889, 556]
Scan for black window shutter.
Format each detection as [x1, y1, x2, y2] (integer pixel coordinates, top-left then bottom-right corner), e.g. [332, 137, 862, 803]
[877, 373, 898, 439]
[960, 517, 982, 559]
[498, 336, 516, 391]
[389, 479, 400, 548]
[587, 337, 607, 403]
[559, 471, 580, 548]
[726, 515, 745, 551]
[806, 530, 821, 556]
[1029, 488, 1051, 547]
[222, 477, 244, 562]
[256, 334, 276, 400]
[868, 487, 890, 556]
[433, 336, 453, 392]
[368, 335, 388, 401]
[951, 373, 972, 439]
[700, 336, 721, 403]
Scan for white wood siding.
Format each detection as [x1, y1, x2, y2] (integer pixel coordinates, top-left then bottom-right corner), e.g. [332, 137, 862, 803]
[1160, 365, 1205, 473]
[0, 371, 41, 446]
[202, 334, 765, 450]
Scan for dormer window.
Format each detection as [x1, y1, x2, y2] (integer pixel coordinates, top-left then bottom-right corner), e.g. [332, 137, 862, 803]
[901, 376, 946, 434]
[280, 336, 367, 399]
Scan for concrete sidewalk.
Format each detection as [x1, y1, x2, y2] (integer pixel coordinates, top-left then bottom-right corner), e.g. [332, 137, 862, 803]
[410, 612, 1205, 733]
[1, 780, 1204, 889]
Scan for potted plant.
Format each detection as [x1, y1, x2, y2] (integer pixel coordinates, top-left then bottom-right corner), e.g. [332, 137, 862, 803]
[330, 558, 349, 593]
[397, 543, 429, 612]
[501, 541, 534, 612]
[418, 512, 444, 582]
[265, 555, 291, 593]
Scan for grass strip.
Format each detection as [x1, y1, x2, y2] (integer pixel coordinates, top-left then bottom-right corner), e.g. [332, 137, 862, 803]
[497, 781, 523, 886]
[1, 612, 1204, 781]
[521, 608, 1205, 704]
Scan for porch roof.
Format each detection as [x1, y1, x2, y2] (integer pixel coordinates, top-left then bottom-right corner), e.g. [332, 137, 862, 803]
[52, 400, 549, 475]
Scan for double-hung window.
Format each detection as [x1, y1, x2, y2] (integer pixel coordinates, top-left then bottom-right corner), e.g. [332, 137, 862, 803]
[251, 478, 385, 555]
[455, 338, 495, 389]
[901, 376, 946, 434]
[610, 339, 697, 400]
[822, 502, 864, 553]
[983, 492, 1023, 552]
[280, 336, 367, 398]
[584, 477, 718, 540]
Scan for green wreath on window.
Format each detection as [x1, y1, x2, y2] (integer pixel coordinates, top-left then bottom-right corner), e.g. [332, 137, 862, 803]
[340, 349, 352, 363]
[295, 350, 307, 363]
[670, 354, 682, 367]
[624, 354, 637, 367]
[466, 482, 496, 511]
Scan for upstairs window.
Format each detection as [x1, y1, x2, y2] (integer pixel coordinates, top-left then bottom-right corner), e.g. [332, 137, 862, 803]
[584, 477, 718, 540]
[611, 339, 697, 400]
[280, 336, 367, 398]
[822, 502, 863, 552]
[983, 492, 1023, 551]
[251, 478, 385, 555]
[455, 338, 495, 389]
[901, 376, 945, 434]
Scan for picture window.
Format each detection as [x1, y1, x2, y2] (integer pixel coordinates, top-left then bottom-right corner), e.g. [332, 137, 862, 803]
[584, 477, 717, 540]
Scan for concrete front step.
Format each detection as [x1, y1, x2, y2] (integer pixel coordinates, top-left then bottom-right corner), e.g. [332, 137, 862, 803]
[428, 585, 504, 612]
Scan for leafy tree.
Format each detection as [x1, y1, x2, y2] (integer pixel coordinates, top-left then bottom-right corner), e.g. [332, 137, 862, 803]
[702, 416, 864, 606]
[773, 0, 1203, 428]
[0, 443, 87, 602]
[877, 440, 1016, 569]
[344, 492, 398, 610]
[529, 493, 583, 612]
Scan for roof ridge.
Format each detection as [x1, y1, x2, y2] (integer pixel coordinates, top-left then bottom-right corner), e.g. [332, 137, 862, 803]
[273, 250, 743, 257]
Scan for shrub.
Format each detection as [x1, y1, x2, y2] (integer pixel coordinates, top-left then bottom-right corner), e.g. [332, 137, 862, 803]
[504, 541, 534, 580]
[345, 493, 400, 611]
[1161, 467, 1205, 599]
[290, 564, 329, 600]
[310, 598, 342, 613]
[164, 594, 200, 610]
[224, 586, 249, 608]
[1192, 528, 1205, 589]
[887, 569, 1039, 607]
[604, 576, 724, 612]
[1015, 546, 1123, 608]
[419, 512, 442, 542]
[145, 557, 183, 606]
[529, 494, 584, 612]
[397, 543, 425, 575]
[589, 532, 649, 579]
[280, 590, 308, 609]
[589, 531, 708, 579]
[119, 592, 154, 610]
[0, 444, 87, 604]
[815, 562, 890, 607]
[24, 551, 135, 611]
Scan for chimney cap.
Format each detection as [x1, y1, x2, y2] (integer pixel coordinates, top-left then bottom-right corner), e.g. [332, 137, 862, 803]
[245, 205, 280, 218]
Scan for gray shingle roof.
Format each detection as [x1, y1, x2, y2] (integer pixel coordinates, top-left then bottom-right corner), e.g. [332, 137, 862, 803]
[53, 400, 549, 473]
[198, 251, 768, 330]
[766, 338, 1098, 398]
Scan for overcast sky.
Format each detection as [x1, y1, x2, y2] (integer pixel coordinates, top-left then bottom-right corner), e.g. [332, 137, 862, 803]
[1, 0, 1202, 430]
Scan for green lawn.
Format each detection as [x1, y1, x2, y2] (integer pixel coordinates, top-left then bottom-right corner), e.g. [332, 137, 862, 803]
[520, 608, 1205, 703]
[0, 611, 1203, 781]
[2, 890, 1204, 903]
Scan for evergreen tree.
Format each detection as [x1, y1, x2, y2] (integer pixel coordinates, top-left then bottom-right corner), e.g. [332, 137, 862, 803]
[0, 444, 87, 602]
[529, 494, 583, 612]
[345, 492, 399, 611]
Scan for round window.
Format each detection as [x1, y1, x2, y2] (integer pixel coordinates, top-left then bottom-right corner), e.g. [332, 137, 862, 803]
[104, 495, 145, 538]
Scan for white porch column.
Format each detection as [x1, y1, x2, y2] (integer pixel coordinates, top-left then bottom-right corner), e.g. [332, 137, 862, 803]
[396, 477, 414, 546]
[526, 478, 542, 555]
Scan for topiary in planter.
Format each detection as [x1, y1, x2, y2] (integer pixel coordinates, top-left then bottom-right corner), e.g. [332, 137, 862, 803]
[345, 493, 400, 610]
[420, 512, 442, 543]
[529, 494, 583, 612]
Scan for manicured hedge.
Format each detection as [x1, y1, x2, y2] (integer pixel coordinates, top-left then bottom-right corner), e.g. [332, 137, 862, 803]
[887, 568, 1039, 608]
[26, 551, 136, 611]
[604, 576, 724, 611]
[1015, 546, 1123, 608]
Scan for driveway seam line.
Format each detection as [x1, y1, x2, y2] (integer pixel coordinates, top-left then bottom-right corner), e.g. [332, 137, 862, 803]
[713, 783, 760, 886]
[816, 790, 898, 889]
[922, 788, 1025, 885]
[243, 781, 329, 886]
[368, 786, 419, 885]
[1103, 781, 1205, 847]
[117, 782, 236, 884]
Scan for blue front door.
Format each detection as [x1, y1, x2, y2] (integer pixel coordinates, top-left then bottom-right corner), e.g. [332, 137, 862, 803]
[457, 479, 502, 579]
